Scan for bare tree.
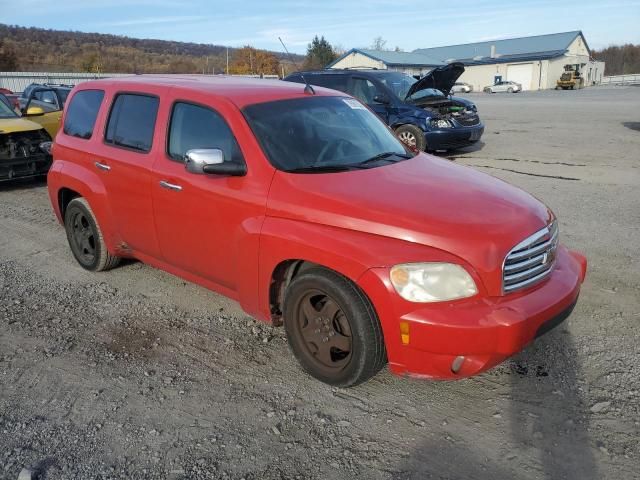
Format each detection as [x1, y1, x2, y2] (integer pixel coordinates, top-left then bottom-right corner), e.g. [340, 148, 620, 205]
[371, 36, 387, 51]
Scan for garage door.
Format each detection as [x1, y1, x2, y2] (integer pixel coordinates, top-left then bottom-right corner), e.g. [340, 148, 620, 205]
[507, 63, 533, 90]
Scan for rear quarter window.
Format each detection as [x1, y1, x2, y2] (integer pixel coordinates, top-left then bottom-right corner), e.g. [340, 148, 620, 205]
[63, 89, 105, 139]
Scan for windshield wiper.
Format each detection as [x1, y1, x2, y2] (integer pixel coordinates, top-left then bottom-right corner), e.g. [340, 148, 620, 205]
[358, 151, 413, 166]
[285, 164, 358, 173]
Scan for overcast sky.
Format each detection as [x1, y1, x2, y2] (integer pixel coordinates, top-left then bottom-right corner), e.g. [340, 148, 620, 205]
[2, 0, 639, 53]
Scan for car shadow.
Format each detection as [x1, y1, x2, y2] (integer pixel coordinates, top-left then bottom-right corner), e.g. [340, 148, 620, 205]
[0, 176, 47, 191]
[433, 141, 485, 161]
[506, 327, 599, 479]
[398, 327, 598, 479]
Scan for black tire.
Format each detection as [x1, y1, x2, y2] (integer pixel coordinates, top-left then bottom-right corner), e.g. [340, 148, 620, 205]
[64, 197, 120, 271]
[507, 87, 514, 93]
[395, 124, 427, 151]
[283, 267, 386, 387]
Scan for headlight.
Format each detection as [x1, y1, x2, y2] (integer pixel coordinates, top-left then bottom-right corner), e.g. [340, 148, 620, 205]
[390, 263, 478, 302]
[431, 118, 452, 129]
[40, 141, 53, 154]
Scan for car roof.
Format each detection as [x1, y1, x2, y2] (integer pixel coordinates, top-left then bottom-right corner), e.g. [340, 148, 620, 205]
[74, 75, 342, 108]
[291, 69, 395, 77]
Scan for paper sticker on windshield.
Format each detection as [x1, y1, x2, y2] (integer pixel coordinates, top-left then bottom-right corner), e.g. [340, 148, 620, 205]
[343, 98, 366, 110]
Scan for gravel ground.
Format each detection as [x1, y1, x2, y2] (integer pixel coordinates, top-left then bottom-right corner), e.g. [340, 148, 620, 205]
[1, 86, 639, 480]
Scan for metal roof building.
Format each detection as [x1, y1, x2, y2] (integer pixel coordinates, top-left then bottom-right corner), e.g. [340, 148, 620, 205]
[328, 31, 605, 91]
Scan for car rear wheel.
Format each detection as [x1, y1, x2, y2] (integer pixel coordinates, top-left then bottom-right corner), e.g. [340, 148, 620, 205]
[283, 267, 386, 387]
[64, 197, 120, 271]
[395, 124, 426, 151]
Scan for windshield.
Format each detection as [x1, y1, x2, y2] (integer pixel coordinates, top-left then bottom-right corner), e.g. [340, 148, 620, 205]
[376, 72, 445, 101]
[242, 96, 412, 172]
[0, 97, 17, 118]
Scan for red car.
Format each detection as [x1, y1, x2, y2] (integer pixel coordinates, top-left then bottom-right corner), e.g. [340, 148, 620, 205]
[47, 76, 587, 387]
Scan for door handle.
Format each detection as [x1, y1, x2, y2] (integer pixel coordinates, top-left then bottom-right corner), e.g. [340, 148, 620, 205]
[159, 180, 183, 192]
[95, 162, 111, 171]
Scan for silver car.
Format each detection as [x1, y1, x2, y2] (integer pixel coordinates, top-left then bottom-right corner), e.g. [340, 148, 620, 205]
[484, 80, 522, 93]
[451, 82, 473, 93]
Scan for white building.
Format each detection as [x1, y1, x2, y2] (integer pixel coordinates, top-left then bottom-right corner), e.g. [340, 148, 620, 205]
[328, 31, 604, 91]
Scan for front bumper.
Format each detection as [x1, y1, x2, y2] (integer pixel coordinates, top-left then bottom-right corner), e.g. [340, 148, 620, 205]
[424, 123, 484, 151]
[357, 246, 587, 380]
[0, 154, 52, 181]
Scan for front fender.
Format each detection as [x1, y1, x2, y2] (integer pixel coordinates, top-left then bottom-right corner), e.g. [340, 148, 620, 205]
[256, 216, 482, 322]
[47, 159, 122, 255]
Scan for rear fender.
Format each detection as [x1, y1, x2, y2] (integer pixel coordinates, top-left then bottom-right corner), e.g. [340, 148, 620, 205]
[48, 159, 122, 254]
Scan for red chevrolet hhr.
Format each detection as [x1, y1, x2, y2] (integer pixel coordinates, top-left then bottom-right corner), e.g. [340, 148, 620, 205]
[47, 76, 587, 387]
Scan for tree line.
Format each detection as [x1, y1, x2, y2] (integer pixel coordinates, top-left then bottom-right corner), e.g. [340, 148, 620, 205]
[0, 24, 310, 76]
[593, 44, 640, 75]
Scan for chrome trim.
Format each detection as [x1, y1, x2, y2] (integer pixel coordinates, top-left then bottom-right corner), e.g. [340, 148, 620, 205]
[159, 180, 182, 192]
[502, 221, 559, 294]
[94, 161, 110, 171]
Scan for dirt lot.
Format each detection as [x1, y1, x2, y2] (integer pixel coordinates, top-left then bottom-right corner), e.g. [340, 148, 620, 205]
[1, 86, 639, 480]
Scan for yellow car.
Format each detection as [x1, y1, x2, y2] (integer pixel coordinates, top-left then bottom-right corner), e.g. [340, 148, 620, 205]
[19, 85, 67, 138]
[0, 95, 52, 181]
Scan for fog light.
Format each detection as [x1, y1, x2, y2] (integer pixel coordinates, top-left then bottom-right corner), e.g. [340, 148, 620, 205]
[451, 356, 465, 374]
[400, 321, 410, 345]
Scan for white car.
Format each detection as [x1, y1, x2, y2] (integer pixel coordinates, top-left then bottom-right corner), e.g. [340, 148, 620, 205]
[451, 82, 473, 93]
[484, 80, 522, 93]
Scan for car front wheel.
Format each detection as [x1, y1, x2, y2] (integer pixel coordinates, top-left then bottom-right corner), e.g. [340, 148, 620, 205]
[395, 124, 426, 151]
[64, 197, 120, 271]
[283, 267, 386, 387]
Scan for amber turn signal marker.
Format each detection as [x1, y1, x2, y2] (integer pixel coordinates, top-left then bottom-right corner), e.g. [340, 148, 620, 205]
[400, 321, 410, 345]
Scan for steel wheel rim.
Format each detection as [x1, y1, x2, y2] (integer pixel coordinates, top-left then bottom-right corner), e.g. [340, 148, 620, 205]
[293, 289, 352, 374]
[398, 131, 417, 147]
[70, 211, 96, 264]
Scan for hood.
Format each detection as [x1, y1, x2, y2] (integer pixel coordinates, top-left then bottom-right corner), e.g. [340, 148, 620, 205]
[0, 117, 45, 134]
[267, 154, 552, 295]
[406, 62, 465, 98]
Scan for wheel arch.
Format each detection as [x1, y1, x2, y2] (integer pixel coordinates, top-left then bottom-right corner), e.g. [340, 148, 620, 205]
[49, 161, 122, 255]
[257, 218, 385, 326]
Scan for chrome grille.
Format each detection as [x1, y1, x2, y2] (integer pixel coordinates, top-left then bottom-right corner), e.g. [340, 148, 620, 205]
[503, 221, 559, 293]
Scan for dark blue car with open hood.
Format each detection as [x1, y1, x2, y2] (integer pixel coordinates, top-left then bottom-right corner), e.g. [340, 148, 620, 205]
[284, 63, 484, 152]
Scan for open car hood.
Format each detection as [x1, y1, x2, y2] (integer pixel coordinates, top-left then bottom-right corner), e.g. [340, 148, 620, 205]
[406, 62, 465, 98]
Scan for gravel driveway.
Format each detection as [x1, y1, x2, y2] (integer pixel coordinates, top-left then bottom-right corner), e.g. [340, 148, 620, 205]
[1, 86, 639, 480]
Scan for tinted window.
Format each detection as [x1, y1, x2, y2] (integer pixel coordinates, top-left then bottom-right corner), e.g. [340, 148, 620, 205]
[63, 90, 104, 139]
[105, 94, 159, 152]
[311, 75, 348, 93]
[243, 96, 410, 172]
[168, 102, 244, 163]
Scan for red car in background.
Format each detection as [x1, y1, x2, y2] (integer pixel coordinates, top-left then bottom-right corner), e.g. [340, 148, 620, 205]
[47, 76, 587, 386]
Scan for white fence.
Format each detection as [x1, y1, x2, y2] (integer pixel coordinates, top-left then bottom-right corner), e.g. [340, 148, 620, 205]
[0, 71, 281, 93]
[0, 71, 132, 93]
[601, 74, 640, 86]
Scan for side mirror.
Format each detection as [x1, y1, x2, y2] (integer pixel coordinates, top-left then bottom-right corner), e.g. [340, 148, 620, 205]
[26, 106, 45, 116]
[184, 148, 224, 174]
[373, 94, 390, 105]
[184, 148, 246, 176]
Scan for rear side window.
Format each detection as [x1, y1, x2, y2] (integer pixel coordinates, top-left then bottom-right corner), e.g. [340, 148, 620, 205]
[105, 93, 159, 153]
[63, 90, 104, 139]
[167, 102, 244, 164]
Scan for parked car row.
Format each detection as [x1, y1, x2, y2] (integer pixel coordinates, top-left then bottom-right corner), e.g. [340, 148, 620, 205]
[42, 75, 586, 387]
